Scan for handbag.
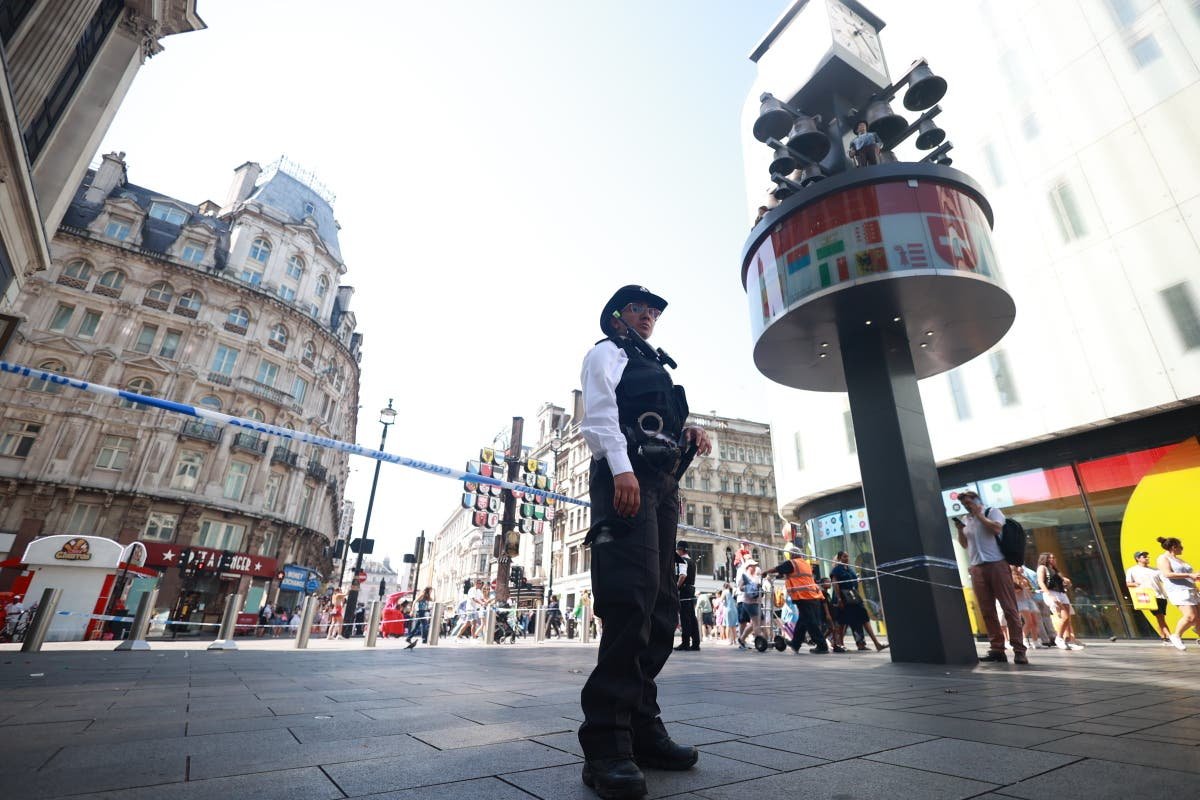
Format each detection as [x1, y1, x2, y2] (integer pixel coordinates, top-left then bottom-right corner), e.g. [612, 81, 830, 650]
[841, 588, 864, 607]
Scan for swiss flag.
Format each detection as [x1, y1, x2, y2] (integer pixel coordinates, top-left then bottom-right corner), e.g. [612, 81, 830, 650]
[927, 215, 978, 272]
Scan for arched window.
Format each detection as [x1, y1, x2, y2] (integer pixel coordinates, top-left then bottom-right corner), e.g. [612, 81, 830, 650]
[199, 395, 222, 411]
[63, 260, 93, 281]
[301, 341, 316, 364]
[247, 408, 265, 422]
[316, 275, 329, 298]
[286, 254, 304, 280]
[249, 237, 272, 264]
[269, 323, 288, 347]
[97, 269, 125, 289]
[177, 290, 202, 312]
[120, 377, 155, 409]
[29, 360, 68, 394]
[227, 307, 250, 328]
[145, 281, 174, 304]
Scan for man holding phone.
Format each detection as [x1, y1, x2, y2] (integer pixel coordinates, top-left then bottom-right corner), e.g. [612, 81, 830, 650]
[954, 491, 1028, 664]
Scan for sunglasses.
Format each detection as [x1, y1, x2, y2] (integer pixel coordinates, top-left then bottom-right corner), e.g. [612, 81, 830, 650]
[623, 302, 662, 319]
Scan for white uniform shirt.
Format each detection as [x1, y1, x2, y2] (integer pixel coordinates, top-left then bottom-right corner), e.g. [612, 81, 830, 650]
[1126, 564, 1166, 598]
[963, 508, 1006, 566]
[580, 340, 633, 476]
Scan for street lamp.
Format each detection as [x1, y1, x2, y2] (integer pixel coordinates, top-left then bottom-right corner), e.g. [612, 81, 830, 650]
[545, 430, 564, 603]
[341, 399, 396, 636]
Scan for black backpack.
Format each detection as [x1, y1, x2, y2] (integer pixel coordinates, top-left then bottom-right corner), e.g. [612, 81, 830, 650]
[988, 508, 1027, 566]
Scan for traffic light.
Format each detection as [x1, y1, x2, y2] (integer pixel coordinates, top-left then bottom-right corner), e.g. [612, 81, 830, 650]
[509, 565, 524, 587]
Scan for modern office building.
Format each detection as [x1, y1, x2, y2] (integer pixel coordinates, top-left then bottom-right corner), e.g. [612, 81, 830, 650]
[0, 0, 204, 308]
[743, 0, 1200, 639]
[0, 153, 362, 630]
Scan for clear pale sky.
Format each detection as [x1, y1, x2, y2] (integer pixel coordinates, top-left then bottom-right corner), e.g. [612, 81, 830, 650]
[97, 1, 802, 561]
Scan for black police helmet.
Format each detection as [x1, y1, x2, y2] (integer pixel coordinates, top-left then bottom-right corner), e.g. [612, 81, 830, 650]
[600, 285, 667, 335]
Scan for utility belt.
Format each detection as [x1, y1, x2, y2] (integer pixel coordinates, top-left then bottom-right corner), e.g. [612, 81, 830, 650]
[624, 411, 696, 480]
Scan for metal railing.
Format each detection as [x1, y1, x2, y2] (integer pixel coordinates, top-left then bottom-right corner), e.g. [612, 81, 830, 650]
[239, 377, 294, 405]
[306, 461, 328, 481]
[271, 447, 299, 467]
[180, 419, 221, 443]
[232, 432, 268, 455]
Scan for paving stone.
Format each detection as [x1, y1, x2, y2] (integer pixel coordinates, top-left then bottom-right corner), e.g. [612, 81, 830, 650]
[322, 740, 578, 796]
[0, 757, 184, 799]
[683, 711, 826, 736]
[412, 717, 578, 749]
[503, 752, 776, 799]
[343, 775, 540, 800]
[995, 758, 1196, 798]
[864, 737, 1081, 784]
[743, 721, 934, 760]
[693, 759, 996, 800]
[189, 732, 435, 780]
[1034, 732, 1200, 773]
[698, 740, 824, 770]
[60, 766, 343, 800]
[814, 705, 1077, 747]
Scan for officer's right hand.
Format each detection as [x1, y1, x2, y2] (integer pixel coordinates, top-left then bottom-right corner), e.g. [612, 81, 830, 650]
[613, 471, 641, 518]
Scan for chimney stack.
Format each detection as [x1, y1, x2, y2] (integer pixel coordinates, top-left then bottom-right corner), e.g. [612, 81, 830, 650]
[223, 161, 262, 210]
[83, 152, 127, 204]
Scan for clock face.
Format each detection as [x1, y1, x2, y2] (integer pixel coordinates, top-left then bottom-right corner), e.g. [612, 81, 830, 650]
[828, 0, 885, 74]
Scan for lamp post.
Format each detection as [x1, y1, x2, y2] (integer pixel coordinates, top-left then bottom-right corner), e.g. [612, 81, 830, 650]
[341, 399, 396, 637]
[545, 431, 564, 603]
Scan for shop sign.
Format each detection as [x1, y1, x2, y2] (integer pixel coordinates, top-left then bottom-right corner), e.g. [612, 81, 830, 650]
[140, 541, 277, 577]
[280, 565, 310, 591]
[55, 537, 93, 561]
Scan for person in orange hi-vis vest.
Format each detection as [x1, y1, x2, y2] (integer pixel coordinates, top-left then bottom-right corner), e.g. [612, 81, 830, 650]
[761, 555, 829, 654]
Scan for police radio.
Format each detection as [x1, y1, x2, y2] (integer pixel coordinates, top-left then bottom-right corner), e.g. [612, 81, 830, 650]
[611, 311, 677, 369]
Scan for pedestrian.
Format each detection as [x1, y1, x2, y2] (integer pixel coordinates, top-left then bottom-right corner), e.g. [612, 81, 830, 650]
[327, 592, 345, 639]
[1012, 565, 1043, 650]
[848, 121, 883, 166]
[576, 284, 712, 799]
[954, 491, 1028, 664]
[760, 553, 828, 654]
[674, 541, 700, 651]
[735, 560, 764, 649]
[818, 577, 842, 651]
[1036, 553, 1082, 650]
[1125, 550, 1170, 643]
[257, 601, 273, 638]
[288, 607, 301, 637]
[1021, 563, 1057, 646]
[722, 583, 739, 644]
[830, 551, 888, 652]
[697, 592, 714, 640]
[1156, 536, 1199, 651]
[407, 586, 433, 648]
[547, 594, 563, 638]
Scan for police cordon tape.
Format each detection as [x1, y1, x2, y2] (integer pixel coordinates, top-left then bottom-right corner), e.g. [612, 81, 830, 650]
[0, 360, 966, 592]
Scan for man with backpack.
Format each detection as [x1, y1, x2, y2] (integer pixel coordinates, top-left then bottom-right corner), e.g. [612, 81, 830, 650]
[954, 491, 1028, 665]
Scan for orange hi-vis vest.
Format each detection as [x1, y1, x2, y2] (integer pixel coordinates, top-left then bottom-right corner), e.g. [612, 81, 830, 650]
[785, 557, 822, 601]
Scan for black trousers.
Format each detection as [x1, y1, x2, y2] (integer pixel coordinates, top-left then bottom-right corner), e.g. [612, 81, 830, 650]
[788, 599, 826, 651]
[579, 459, 679, 759]
[678, 594, 700, 647]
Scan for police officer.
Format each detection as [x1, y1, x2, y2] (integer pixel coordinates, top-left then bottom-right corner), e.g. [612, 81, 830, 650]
[578, 285, 712, 799]
[674, 541, 700, 651]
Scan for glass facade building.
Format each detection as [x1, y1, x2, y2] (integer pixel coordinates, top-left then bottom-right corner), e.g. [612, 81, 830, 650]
[742, 1, 1200, 639]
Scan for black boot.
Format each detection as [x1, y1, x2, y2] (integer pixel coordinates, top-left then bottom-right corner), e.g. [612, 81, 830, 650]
[582, 757, 647, 799]
[632, 736, 699, 770]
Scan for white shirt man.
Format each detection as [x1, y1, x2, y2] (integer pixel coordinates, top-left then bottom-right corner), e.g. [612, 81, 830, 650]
[954, 492, 1027, 664]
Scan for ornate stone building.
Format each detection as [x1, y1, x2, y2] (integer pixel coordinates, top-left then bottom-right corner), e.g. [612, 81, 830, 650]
[1, 1, 204, 307]
[0, 153, 362, 628]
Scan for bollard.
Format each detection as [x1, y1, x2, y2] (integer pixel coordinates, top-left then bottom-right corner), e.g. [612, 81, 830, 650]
[581, 606, 593, 644]
[295, 595, 317, 649]
[763, 585, 775, 644]
[206, 593, 242, 651]
[20, 587, 62, 653]
[364, 600, 382, 647]
[483, 606, 496, 645]
[427, 602, 443, 646]
[115, 588, 159, 652]
[534, 604, 546, 643]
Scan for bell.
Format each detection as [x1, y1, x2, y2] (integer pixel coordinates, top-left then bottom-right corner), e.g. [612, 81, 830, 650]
[769, 142, 797, 177]
[903, 62, 948, 111]
[752, 93, 795, 143]
[800, 163, 826, 186]
[915, 118, 946, 150]
[865, 99, 908, 144]
[785, 115, 830, 162]
[937, 156, 953, 166]
[770, 181, 794, 201]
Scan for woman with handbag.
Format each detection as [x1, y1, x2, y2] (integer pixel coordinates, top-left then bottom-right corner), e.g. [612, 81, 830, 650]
[830, 551, 887, 651]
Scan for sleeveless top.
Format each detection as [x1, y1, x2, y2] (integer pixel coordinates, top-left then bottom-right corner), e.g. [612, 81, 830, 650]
[1164, 553, 1195, 589]
[1043, 565, 1065, 592]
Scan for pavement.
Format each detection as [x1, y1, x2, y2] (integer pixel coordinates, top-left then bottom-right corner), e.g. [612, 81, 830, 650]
[1, 635, 1198, 799]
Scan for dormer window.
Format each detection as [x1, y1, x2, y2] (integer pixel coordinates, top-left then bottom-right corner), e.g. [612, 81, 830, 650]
[303, 201, 315, 216]
[181, 241, 206, 264]
[149, 202, 188, 225]
[104, 217, 132, 241]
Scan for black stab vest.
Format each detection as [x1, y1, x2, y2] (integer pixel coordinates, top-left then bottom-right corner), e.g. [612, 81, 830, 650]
[604, 337, 689, 443]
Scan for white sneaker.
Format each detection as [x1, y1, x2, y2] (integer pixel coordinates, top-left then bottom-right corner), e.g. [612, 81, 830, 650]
[1169, 634, 1187, 652]
[1069, 640, 1085, 648]
[1055, 637, 1068, 650]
